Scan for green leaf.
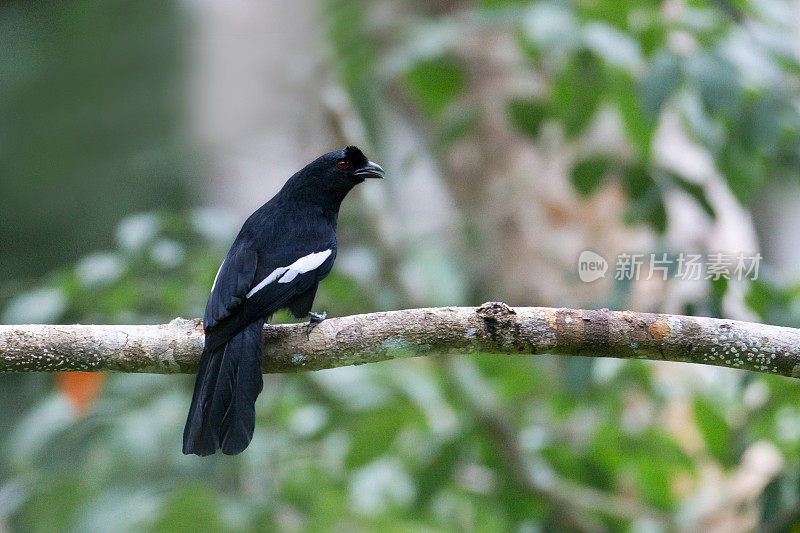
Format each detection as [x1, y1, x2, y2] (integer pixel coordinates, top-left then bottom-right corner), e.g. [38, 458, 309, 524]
[693, 397, 734, 465]
[621, 164, 653, 200]
[614, 74, 655, 156]
[574, 0, 637, 30]
[687, 53, 742, 115]
[17, 478, 88, 532]
[152, 486, 227, 533]
[570, 157, 610, 197]
[345, 408, 415, 468]
[668, 173, 716, 218]
[718, 142, 766, 204]
[640, 51, 682, 117]
[760, 477, 786, 528]
[551, 52, 604, 138]
[622, 165, 667, 232]
[635, 459, 674, 510]
[637, 14, 669, 56]
[737, 93, 790, 157]
[507, 98, 547, 139]
[679, 90, 725, 148]
[581, 22, 642, 71]
[628, 193, 667, 233]
[560, 357, 594, 396]
[708, 276, 729, 318]
[745, 280, 774, 321]
[744, 279, 800, 327]
[413, 439, 460, 504]
[403, 56, 465, 118]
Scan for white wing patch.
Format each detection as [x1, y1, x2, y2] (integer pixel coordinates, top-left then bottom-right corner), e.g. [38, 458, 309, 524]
[246, 249, 332, 299]
[211, 258, 226, 291]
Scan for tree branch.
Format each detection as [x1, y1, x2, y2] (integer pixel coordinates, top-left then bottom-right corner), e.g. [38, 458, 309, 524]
[1, 302, 799, 376]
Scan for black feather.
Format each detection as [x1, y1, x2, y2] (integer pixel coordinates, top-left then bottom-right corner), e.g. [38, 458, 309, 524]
[183, 319, 265, 456]
[183, 146, 381, 456]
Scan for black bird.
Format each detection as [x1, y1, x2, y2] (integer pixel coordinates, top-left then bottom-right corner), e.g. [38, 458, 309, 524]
[183, 146, 384, 456]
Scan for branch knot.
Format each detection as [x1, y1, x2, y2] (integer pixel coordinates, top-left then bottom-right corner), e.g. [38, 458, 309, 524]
[477, 302, 518, 344]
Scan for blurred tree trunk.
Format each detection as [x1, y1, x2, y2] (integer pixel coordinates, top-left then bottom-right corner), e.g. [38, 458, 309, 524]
[750, 6, 800, 286]
[408, 22, 646, 309]
[188, 0, 333, 215]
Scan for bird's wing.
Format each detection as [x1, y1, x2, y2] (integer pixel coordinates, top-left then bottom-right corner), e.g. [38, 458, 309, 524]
[204, 246, 336, 349]
[240, 247, 335, 319]
[203, 243, 259, 331]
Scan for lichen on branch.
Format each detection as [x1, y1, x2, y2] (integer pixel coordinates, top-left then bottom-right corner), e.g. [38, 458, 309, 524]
[1, 303, 799, 377]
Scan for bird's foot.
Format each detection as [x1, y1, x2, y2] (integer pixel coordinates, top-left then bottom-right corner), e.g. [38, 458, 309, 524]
[307, 311, 327, 338]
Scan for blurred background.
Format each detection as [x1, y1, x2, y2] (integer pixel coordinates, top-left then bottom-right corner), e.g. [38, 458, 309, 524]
[2, 0, 800, 530]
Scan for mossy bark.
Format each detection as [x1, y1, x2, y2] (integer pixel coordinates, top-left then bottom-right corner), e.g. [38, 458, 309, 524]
[2, 303, 799, 377]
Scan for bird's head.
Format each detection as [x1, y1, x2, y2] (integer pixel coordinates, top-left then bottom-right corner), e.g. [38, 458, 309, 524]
[283, 146, 384, 210]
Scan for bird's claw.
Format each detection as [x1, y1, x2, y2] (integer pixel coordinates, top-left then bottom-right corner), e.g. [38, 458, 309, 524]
[307, 311, 327, 339]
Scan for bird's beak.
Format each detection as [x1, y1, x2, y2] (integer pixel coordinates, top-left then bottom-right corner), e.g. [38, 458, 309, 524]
[353, 161, 385, 179]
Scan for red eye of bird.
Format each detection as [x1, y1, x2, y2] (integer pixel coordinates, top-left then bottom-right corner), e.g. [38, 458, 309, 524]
[337, 160, 349, 170]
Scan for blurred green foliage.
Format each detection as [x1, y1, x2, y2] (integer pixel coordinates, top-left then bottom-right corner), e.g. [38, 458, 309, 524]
[2, 0, 800, 531]
[0, 1, 195, 281]
[365, 0, 800, 232]
[0, 212, 798, 529]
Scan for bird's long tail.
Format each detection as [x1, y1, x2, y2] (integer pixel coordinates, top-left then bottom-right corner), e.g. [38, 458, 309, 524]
[183, 319, 265, 456]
